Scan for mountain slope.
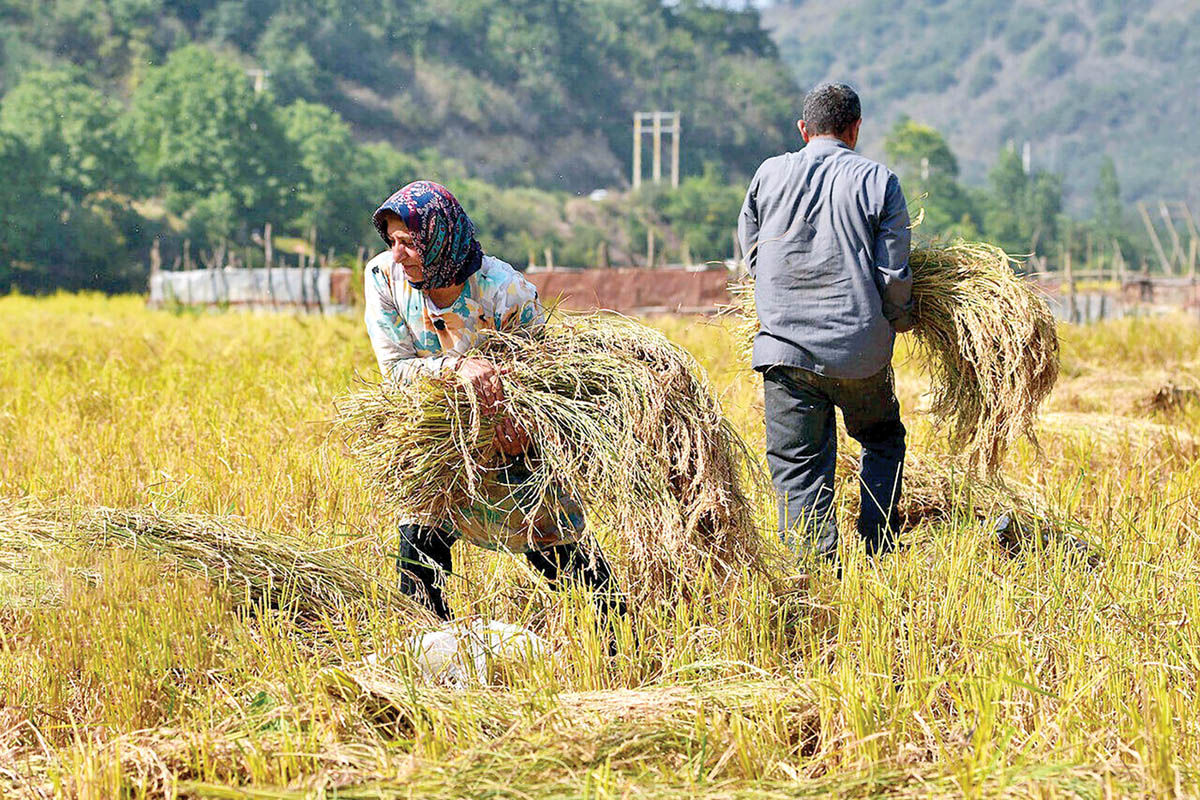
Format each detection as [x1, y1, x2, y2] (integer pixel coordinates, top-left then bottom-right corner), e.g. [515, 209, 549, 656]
[762, 0, 1200, 208]
[0, 0, 799, 193]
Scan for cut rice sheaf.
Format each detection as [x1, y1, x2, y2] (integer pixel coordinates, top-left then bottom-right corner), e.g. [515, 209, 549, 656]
[335, 313, 776, 603]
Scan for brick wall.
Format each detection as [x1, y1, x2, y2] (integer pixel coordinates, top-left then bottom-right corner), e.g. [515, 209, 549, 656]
[525, 267, 732, 313]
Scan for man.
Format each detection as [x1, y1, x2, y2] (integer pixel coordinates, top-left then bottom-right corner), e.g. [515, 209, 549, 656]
[738, 83, 913, 562]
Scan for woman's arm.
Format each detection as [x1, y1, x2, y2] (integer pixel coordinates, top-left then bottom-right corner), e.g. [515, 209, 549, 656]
[363, 260, 459, 383]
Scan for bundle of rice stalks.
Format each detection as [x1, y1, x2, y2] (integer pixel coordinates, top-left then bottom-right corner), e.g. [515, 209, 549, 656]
[833, 447, 1045, 531]
[321, 664, 819, 752]
[1141, 380, 1200, 414]
[336, 313, 773, 601]
[909, 242, 1059, 473]
[730, 240, 1059, 476]
[0, 500, 424, 625]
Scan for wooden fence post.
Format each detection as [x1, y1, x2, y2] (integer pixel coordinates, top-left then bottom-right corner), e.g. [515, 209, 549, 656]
[264, 223, 277, 310]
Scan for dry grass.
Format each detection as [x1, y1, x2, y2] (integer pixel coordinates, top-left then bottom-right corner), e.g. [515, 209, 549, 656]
[2, 295, 1200, 798]
[335, 313, 774, 602]
[1142, 380, 1200, 414]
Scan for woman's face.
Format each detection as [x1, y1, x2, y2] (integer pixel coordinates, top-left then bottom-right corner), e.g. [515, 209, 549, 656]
[386, 216, 424, 284]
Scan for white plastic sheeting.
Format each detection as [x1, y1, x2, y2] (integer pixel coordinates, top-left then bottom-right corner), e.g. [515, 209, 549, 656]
[149, 267, 351, 312]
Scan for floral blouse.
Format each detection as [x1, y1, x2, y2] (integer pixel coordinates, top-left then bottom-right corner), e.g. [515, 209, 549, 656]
[362, 251, 584, 552]
[364, 253, 543, 383]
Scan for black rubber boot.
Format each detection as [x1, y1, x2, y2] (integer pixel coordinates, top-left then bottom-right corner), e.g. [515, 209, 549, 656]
[525, 541, 629, 655]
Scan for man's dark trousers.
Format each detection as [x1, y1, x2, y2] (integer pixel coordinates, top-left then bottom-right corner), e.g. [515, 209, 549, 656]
[763, 364, 906, 559]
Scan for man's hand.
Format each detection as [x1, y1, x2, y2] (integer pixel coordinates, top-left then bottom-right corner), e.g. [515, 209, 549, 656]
[892, 313, 916, 334]
[455, 358, 505, 414]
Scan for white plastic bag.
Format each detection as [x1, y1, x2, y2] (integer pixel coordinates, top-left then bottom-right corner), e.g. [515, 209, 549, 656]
[398, 620, 547, 688]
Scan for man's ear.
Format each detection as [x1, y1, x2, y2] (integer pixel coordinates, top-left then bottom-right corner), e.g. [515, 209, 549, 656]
[798, 119, 811, 143]
[845, 118, 863, 149]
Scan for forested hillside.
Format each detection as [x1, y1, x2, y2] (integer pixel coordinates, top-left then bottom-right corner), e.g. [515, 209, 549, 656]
[0, 0, 797, 192]
[0, 0, 809, 292]
[763, 0, 1200, 207]
[1, 0, 1190, 292]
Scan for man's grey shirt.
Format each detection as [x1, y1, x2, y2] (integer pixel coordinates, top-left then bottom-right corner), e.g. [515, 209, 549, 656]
[738, 138, 913, 380]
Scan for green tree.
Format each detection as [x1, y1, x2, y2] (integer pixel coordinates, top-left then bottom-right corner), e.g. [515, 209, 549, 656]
[884, 118, 959, 178]
[0, 131, 56, 289]
[281, 100, 364, 251]
[0, 67, 134, 200]
[982, 147, 1062, 257]
[125, 45, 299, 241]
[653, 163, 745, 261]
[0, 128, 144, 293]
[1092, 156, 1123, 236]
[255, 13, 323, 104]
[883, 119, 979, 237]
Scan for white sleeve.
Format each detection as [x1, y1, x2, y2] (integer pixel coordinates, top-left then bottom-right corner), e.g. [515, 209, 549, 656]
[363, 261, 459, 383]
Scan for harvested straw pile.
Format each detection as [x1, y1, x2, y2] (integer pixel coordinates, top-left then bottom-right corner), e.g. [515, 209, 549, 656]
[321, 664, 819, 748]
[1141, 380, 1200, 414]
[831, 442, 1093, 561]
[731, 240, 1059, 475]
[336, 314, 772, 600]
[0, 500, 422, 624]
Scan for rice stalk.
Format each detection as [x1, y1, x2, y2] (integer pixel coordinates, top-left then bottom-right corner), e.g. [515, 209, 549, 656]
[320, 664, 819, 740]
[908, 242, 1059, 473]
[0, 500, 425, 625]
[335, 313, 775, 602]
[832, 445, 1068, 538]
[729, 240, 1059, 476]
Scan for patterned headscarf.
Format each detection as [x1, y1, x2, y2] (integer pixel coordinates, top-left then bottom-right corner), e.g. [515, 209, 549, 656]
[372, 181, 484, 290]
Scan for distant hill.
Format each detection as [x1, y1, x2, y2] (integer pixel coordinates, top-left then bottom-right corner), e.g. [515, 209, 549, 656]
[0, 0, 799, 193]
[762, 0, 1200, 209]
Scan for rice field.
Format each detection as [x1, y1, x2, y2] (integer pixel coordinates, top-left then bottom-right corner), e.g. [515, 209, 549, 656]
[2, 293, 1199, 798]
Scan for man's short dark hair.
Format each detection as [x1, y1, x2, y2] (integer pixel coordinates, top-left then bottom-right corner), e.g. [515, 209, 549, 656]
[802, 83, 861, 137]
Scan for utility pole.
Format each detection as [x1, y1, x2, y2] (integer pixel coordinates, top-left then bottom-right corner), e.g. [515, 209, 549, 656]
[632, 111, 681, 190]
[246, 68, 271, 93]
[652, 113, 662, 185]
[671, 112, 681, 189]
[1139, 202, 1174, 275]
[632, 115, 642, 189]
[1160, 201, 1186, 272]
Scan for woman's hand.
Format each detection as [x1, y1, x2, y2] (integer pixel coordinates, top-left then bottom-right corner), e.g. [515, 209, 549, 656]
[456, 358, 505, 413]
[454, 358, 528, 455]
[495, 414, 530, 456]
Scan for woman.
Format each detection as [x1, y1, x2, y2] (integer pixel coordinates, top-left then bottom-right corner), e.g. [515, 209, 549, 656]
[364, 181, 624, 622]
